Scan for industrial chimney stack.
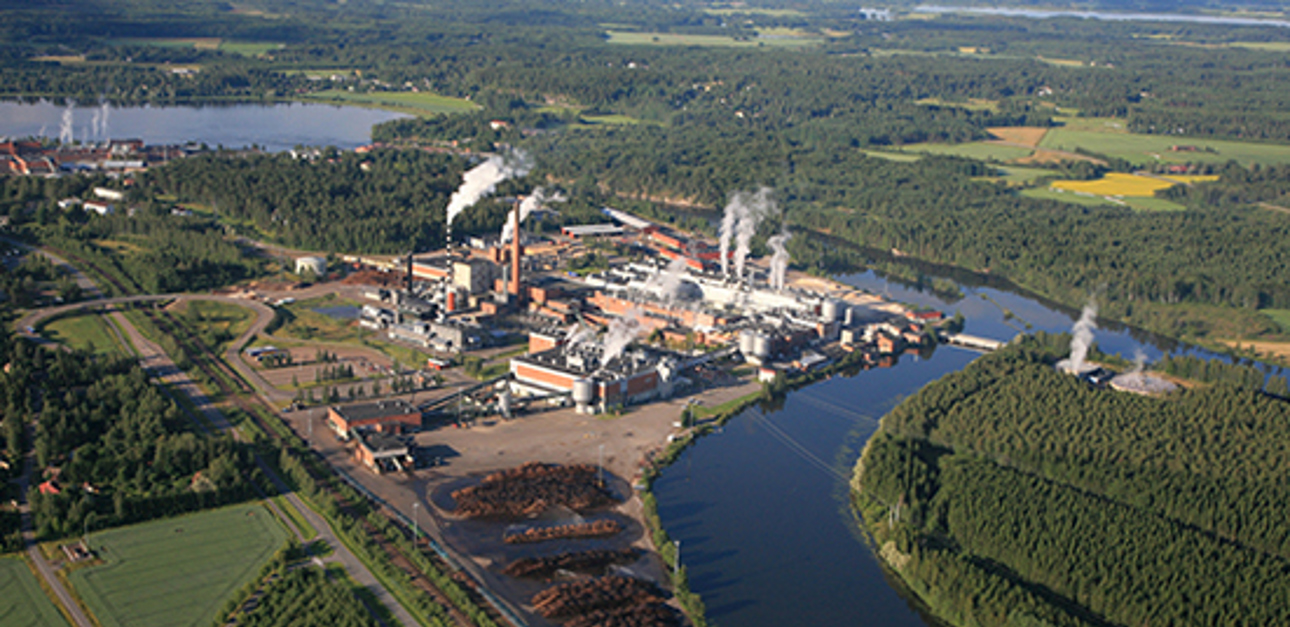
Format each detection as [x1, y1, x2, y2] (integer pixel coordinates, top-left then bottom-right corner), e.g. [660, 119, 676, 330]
[510, 200, 522, 298]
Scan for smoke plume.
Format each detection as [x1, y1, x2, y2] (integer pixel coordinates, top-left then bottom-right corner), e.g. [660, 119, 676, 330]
[99, 101, 110, 140]
[645, 256, 690, 304]
[500, 187, 564, 244]
[733, 187, 776, 280]
[1132, 348, 1147, 374]
[91, 108, 101, 141]
[1067, 298, 1098, 373]
[719, 198, 738, 277]
[767, 226, 792, 291]
[59, 100, 75, 145]
[600, 308, 644, 367]
[445, 149, 532, 227]
[565, 321, 594, 346]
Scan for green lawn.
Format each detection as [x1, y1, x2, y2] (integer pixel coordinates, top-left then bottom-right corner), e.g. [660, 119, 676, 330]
[175, 300, 257, 354]
[861, 150, 923, 162]
[581, 113, 661, 126]
[218, 41, 281, 56]
[1039, 127, 1290, 167]
[1019, 187, 1118, 207]
[0, 556, 72, 627]
[898, 141, 1033, 162]
[1263, 309, 1290, 333]
[1121, 196, 1188, 212]
[42, 313, 127, 357]
[70, 503, 288, 627]
[301, 89, 479, 116]
[975, 166, 1053, 185]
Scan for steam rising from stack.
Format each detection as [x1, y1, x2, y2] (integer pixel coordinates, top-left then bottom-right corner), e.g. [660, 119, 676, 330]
[59, 100, 75, 145]
[565, 321, 594, 346]
[644, 256, 690, 304]
[719, 187, 777, 281]
[501, 187, 564, 244]
[446, 149, 532, 227]
[1061, 298, 1098, 373]
[767, 226, 792, 291]
[90, 102, 109, 141]
[600, 308, 644, 367]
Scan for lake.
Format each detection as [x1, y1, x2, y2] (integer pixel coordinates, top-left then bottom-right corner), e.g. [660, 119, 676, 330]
[653, 269, 1275, 627]
[0, 100, 408, 151]
[916, 5, 1290, 28]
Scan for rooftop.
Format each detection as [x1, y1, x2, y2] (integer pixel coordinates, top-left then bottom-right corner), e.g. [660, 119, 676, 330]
[332, 399, 418, 422]
[514, 343, 666, 380]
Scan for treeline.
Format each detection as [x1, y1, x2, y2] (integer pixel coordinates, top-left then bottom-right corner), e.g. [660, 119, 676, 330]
[854, 337, 1290, 627]
[24, 343, 260, 540]
[1161, 162, 1290, 209]
[233, 565, 377, 627]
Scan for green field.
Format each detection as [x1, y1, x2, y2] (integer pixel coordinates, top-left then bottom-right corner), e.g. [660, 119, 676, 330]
[862, 150, 923, 162]
[975, 166, 1052, 185]
[42, 313, 127, 357]
[0, 557, 73, 627]
[605, 30, 821, 48]
[175, 300, 256, 354]
[1040, 127, 1290, 167]
[301, 90, 479, 116]
[914, 97, 999, 112]
[898, 141, 1033, 162]
[1120, 196, 1188, 212]
[1020, 187, 1118, 207]
[1264, 309, 1290, 333]
[581, 113, 662, 126]
[70, 503, 288, 627]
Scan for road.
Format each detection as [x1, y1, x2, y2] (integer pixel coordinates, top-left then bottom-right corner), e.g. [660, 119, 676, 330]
[13, 247, 418, 627]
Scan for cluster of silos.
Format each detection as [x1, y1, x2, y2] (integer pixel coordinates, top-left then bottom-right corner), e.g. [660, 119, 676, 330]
[738, 329, 772, 364]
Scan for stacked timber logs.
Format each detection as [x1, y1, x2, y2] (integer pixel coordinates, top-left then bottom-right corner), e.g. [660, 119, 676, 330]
[531, 576, 662, 619]
[503, 549, 641, 579]
[504, 520, 622, 544]
[452, 463, 617, 519]
[563, 602, 681, 627]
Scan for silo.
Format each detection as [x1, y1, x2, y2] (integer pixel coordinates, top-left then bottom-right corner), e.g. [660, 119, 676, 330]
[752, 333, 772, 361]
[738, 329, 756, 356]
[821, 299, 840, 323]
[572, 378, 596, 414]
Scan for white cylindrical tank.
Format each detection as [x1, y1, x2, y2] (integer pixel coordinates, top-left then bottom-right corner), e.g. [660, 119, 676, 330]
[821, 299, 840, 323]
[752, 333, 772, 360]
[843, 306, 855, 327]
[572, 378, 595, 405]
[295, 256, 327, 276]
[738, 329, 755, 356]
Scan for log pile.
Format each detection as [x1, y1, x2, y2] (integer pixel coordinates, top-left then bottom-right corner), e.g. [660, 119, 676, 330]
[531, 576, 663, 619]
[504, 519, 622, 544]
[503, 549, 641, 579]
[563, 602, 681, 627]
[452, 462, 617, 519]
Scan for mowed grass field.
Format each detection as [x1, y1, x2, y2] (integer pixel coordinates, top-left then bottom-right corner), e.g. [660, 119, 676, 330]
[0, 557, 72, 627]
[43, 313, 127, 357]
[301, 89, 480, 116]
[1040, 126, 1290, 167]
[70, 503, 288, 627]
[898, 141, 1033, 161]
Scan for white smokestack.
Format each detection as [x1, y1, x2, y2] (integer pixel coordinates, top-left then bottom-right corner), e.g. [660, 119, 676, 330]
[734, 187, 776, 281]
[767, 226, 792, 291]
[445, 149, 532, 227]
[601, 308, 644, 367]
[1067, 298, 1098, 373]
[501, 187, 565, 244]
[59, 100, 75, 145]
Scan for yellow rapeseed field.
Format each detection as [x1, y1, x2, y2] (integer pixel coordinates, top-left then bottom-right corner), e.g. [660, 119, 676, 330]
[1050, 173, 1174, 197]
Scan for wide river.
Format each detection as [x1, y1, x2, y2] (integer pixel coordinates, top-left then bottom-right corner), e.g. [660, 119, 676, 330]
[0, 100, 407, 151]
[653, 270, 1280, 626]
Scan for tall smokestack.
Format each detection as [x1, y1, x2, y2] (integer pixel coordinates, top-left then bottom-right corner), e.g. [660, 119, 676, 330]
[407, 251, 414, 293]
[510, 200, 522, 297]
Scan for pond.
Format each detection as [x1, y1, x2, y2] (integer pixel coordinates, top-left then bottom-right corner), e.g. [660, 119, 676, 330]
[0, 100, 408, 151]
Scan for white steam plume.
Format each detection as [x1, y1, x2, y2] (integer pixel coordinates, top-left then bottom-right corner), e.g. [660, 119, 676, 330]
[501, 187, 565, 244]
[767, 226, 792, 291]
[565, 321, 595, 346]
[645, 256, 689, 304]
[733, 187, 776, 281]
[445, 149, 532, 227]
[601, 307, 644, 367]
[719, 198, 738, 277]
[59, 100, 75, 145]
[1131, 348, 1147, 374]
[1067, 298, 1098, 373]
[498, 390, 512, 419]
[99, 101, 110, 140]
[91, 108, 101, 141]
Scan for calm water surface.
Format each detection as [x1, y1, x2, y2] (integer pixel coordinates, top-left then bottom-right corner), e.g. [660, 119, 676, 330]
[0, 100, 407, 151]
[654, 269, 1267, 627]
[916, 5, 1290, 28]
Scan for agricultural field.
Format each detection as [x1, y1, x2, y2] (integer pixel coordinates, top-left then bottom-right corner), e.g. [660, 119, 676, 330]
[42, 313, 128, 357]
[1039, 127, 1290, 167]
[974, 166, 1051, 186]
[898, 141, 1032, 162]
[580, 114, 661, 126]
[107, 38, 280, 56]
[300, 90, 480, 116]
[987, 126, 1048, 147]
[862, 150, 922, 162]
[916, 97, 1000, 112]
[69, 503, 288, 627]
[1159, 174, 1220, 184]
[1019, 187, 1118, 208]
[1050, 172, 1176, 197]
[604, 30, 822, 47]
[0, 557, 73, 627]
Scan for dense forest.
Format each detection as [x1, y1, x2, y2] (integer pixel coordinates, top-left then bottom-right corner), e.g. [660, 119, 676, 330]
[853, 335, 1290, 626]
[234, 566, 377, 627]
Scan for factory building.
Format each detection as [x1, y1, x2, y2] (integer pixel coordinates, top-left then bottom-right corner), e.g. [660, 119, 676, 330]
[510, 344, 681, 414]
[327, 400, 421, 440]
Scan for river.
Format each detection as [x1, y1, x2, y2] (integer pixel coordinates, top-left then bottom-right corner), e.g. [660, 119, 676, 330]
[653, 270, 1277, 627]
[0, 100, 407, 151]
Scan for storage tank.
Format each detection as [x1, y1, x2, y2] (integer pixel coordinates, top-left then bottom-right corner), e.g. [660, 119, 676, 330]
[738, 329, 756, 356]
[572, 378, 595, 414]
[843, 306, 855, 327]
[821, 299, 840, 323]
[751, 333, 772, 361]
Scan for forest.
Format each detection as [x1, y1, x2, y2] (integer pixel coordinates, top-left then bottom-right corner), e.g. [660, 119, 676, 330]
[853, 335, 1290, 626]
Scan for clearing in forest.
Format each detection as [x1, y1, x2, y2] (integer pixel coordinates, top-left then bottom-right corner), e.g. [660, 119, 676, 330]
[0, 557, 72, 627]
[987, 127, 1048, 147]
[69, 503, 288, 627]
[1050, 172, 1175, 197]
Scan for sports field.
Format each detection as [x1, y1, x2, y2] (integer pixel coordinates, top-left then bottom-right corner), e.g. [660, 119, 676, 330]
[70, 503, 288, 627]
[301, 90, 479, 116]
[0, 557, 72, 627]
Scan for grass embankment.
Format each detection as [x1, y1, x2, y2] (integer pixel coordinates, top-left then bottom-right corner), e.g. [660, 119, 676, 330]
[300, 90, 479, 117]
[70, 503, 288, 627]
[41, 313, 129, 357]
[0, 556, 73, 627]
